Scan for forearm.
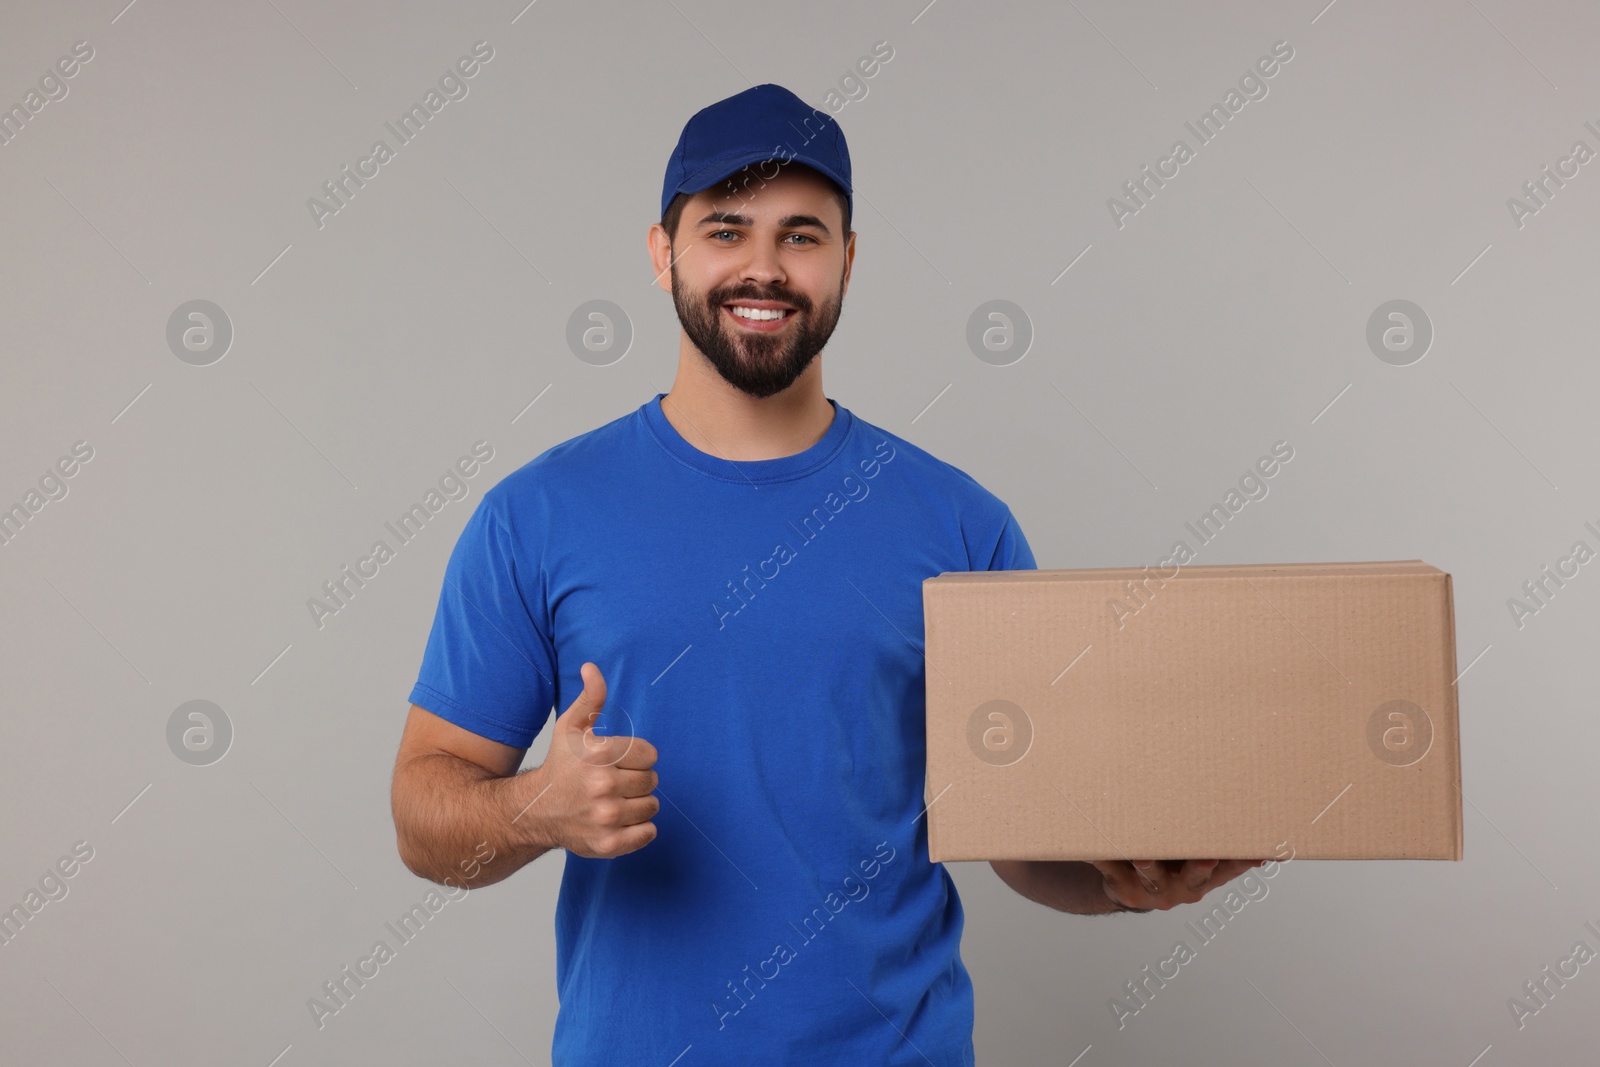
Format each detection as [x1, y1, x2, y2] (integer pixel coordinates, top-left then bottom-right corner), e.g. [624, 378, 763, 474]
[990, 860, 1133, 915]
[392, 753, 554, 889]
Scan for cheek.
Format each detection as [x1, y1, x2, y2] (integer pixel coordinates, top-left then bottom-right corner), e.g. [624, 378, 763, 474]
[671, 264, 720, 303]
[793, 259, 844, 297]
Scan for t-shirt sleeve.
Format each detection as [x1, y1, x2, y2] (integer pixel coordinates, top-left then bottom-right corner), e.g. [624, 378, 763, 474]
[406, 495, 557, 749]
[985, 507, 1037, 572]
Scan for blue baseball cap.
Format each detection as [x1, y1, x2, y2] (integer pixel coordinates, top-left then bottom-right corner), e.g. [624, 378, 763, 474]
[661, 83, 852, 227]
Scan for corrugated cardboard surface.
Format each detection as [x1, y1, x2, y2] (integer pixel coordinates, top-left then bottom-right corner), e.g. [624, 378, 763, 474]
[923, 560, 1462, 861]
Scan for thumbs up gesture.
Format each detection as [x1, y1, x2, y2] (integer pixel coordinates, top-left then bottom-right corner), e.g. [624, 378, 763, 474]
[522, 662, 660, 859]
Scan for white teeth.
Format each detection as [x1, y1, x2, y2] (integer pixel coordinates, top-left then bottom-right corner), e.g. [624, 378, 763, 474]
[730, 306, 789, 321]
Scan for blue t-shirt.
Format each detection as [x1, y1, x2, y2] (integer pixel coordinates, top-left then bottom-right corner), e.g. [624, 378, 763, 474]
[408, 392, 1035, 1066]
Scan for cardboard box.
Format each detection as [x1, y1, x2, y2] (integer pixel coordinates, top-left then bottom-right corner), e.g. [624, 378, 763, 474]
[922, 560, 1462, 861]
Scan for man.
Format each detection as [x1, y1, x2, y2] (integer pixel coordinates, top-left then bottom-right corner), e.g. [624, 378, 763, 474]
[390, 83, 1263, 1065]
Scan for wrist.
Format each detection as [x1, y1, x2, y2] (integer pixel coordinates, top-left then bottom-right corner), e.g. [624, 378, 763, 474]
[504, 764, 558, 853]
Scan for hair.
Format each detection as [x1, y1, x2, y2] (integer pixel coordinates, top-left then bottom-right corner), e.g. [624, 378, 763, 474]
[661, 160, 851, 244]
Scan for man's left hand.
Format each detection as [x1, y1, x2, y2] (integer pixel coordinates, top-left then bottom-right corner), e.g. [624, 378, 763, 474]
[1088, 858, 1267, 912]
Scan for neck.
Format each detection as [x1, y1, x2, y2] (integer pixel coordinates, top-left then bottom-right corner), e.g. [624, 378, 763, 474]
[659, 342, 832, 462]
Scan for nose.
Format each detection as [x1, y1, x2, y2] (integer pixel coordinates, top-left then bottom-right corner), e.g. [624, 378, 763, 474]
[738, 237, 786, 288]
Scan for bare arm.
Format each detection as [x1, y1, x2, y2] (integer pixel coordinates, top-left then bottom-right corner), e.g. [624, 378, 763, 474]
[390, 663, 659, 891]
[990, 860, 1129, 915]
[390, 703, 551, 889]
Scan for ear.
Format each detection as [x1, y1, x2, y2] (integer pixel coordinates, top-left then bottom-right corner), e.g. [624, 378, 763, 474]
[647, 222, 674, 294]
[839, 229, 856, 300]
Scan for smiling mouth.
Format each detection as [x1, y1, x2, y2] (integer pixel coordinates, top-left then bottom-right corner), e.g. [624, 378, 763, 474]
[726, 304, 795, 319]
[723, 304, 797, 330]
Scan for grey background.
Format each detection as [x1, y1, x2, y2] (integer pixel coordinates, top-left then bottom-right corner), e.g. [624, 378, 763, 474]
[1, 0, 1594, 1063]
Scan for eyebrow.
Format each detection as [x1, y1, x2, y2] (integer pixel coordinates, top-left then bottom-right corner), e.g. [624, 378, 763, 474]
[695, 211, 832, 238]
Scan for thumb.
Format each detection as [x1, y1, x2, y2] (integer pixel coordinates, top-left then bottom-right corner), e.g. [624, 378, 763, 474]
[560, 661, 607, 734]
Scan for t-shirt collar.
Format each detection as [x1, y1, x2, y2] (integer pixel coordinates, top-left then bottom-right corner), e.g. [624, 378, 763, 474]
[643, 391, 855, 485]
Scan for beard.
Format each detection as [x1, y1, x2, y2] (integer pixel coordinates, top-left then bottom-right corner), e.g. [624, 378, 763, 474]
[670, 260, 844, 399]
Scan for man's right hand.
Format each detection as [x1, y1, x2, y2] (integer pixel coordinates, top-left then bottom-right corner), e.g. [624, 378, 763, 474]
[519, 661, 660, 859]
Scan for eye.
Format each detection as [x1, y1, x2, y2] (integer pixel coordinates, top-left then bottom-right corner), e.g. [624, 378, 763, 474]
[709, 229, 739, 241]
[786, 233, 819, 245]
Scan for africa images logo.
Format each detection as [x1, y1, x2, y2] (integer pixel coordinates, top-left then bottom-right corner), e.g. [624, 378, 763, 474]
[709, 841, 897, 1031]
[710, 438, 896, 629]
[1106, 40, 1295, 229]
